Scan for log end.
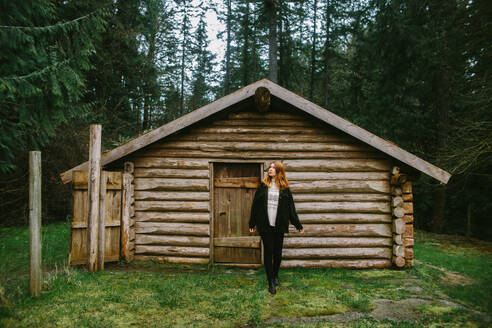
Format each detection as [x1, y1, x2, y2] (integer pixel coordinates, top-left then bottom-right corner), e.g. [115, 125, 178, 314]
[393, 255, 406, 268]
[254, 87, 270, 112]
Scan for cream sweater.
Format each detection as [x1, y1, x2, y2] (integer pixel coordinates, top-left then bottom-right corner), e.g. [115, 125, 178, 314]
[267, 180, 279, 226]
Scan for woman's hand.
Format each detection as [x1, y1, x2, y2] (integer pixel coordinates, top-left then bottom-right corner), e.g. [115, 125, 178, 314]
[298, 229, 304, 234]
[249, 227, 256, 233]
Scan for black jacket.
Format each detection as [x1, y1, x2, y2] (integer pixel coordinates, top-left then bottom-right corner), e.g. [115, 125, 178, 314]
[249, 182, 303, 233]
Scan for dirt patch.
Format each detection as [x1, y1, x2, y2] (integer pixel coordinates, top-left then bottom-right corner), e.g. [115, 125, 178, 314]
[415, 260, 477, 285]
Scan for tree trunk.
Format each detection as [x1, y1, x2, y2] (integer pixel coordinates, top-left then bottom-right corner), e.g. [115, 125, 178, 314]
[323, 1, 332, 108]
[180, 14, 187, 116]
[429, 0, 455, 234]
[143, 29, 156, 131]
[266, 0, 278, 83]
[309, 0, 318, 101]
[225, 0, 232, 94]
[242, 1, 250, 86]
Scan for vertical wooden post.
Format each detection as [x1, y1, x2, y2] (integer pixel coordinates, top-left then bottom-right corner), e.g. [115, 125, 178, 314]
[97, 171, 107, 271]
[29, 151, 42, 297]
[121, 162, 134, 262]
[87, 124, 102, 272]
[209, 162, 214, 265]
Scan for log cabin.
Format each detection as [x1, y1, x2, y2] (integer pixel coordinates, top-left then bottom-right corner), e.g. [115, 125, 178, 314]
[60, 79, 451, 269]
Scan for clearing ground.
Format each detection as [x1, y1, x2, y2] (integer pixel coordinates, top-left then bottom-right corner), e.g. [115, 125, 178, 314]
[1, 224, 491, 327]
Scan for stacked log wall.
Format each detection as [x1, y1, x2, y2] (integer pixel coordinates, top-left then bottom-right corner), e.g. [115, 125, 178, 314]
[130, 111, 394, 268]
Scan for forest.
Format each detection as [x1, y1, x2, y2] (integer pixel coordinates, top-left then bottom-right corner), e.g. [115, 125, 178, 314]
[0, 0, 490, 240]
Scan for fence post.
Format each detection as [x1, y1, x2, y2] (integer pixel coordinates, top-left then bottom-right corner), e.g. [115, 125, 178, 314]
[87, 124, 102, 272]
[97, 171, 107, 271]
[29, 151, 42, 297]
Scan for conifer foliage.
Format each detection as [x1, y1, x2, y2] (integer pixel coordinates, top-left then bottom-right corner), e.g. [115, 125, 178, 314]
[0, 1, 106, 173]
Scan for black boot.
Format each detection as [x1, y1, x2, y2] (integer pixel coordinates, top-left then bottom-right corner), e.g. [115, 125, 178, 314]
[273, 276, 280, 287]
[268, 279, 276, 294]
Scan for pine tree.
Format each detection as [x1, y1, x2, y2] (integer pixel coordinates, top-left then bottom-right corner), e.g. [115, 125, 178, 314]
[0, 0, 107, 173]
[188, 10, 217, 110]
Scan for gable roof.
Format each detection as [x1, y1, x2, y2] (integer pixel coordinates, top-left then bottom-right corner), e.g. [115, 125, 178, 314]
[60, 79, 451, 184]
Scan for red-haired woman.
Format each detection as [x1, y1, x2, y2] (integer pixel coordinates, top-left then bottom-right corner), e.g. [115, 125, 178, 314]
[249, 161, 304, 294]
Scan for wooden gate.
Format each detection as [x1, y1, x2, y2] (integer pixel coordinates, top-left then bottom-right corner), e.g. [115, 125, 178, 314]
[69, 170, 122, 265]
[213, 163, 262, 265]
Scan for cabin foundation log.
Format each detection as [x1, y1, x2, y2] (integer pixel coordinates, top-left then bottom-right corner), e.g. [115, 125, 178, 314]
[281, 259, 391, 269]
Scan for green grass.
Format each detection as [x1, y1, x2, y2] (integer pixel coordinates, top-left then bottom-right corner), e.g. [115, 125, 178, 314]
[0, 223, 491, 327]
[413, 229, 492, 314]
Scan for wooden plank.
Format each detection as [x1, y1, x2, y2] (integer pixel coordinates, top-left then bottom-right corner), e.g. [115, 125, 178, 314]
[282, 159, 392, 172]
[136, 234, 209, 247]
[73, 171, 121, 190]
[214, 247, 261, 263]
[133, 255, 209, 264]
[293, 193, 391, 202]
[213, 236, 261, 248]
[298, 213, 392, 224]
[287, 224, 392, 237]
[283, 237, 392, 248]
[281, 259, 392, 269]
[167, 133, 351, 143]
[289, 180, 390, 193]
[209, 162, 215, 264]
[71, 221, 121, 228]
[228, 112, 302, 120]
[70, 255, 120, 265]
[135, 201, 210, 212]
[135, 222, 209, 236]
[87, 124, 101, 272]
[133, 158, 209, 169]
[135, 245, 209, 257]
[282, 247, 392, 259]
[192, 126, 325, 135]
[121, 170, 132, 262]
[135, 211, 210, 223]
[264, 79, 451, 183]
[29, 151, 42, 297]
[134, 168, 209, 178]
[140, 149, 382, 160]
[97, 171, 106, 270]
[287, 172, 390, 181]
[294, 202, 391, 214]
[134, 178, 209, 191]
[154, 141, 371, 152]
[72, 170, 88, 190]
[215, 263, 262, 269]
[213, 162, 261, 264]
[214, 177, 260, 188]
[134, 191, 209, 201]
[213, 119, 313, 126]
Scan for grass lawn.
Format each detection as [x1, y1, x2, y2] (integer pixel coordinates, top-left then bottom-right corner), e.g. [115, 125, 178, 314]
[0, 222, 491, 327]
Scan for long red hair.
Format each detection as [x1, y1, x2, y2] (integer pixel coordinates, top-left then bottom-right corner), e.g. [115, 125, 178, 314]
[263, 161, 289, 190]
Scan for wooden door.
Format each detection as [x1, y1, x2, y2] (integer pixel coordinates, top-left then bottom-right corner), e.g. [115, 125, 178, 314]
[70, 170, 122, 265]
[213, 163, 262, 265]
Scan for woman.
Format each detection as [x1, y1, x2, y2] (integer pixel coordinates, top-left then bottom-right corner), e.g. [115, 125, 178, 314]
[249, 161, 304, 294]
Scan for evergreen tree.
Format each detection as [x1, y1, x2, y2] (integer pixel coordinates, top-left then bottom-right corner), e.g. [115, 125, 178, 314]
[188, 10, 217, 110]
[0, 0, 106, 173]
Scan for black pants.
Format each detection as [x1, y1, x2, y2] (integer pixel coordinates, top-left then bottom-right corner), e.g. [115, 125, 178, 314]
[260, 226, 284, 282]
